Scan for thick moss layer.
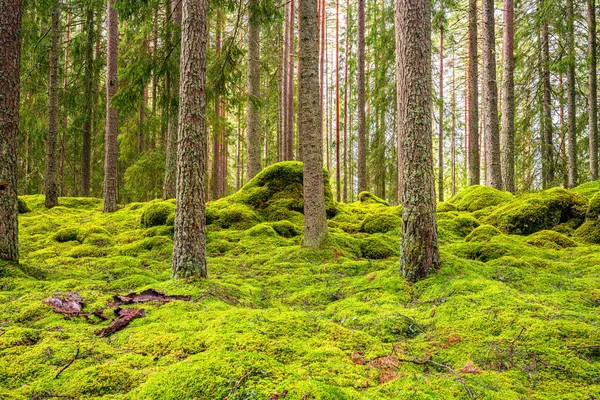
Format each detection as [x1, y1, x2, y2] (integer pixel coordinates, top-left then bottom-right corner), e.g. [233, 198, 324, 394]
[448, 185, 514, 212]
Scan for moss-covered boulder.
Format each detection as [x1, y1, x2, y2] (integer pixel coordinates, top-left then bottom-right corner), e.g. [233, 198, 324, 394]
[17, 197, 30, 214]
[360, 213, 401, 234]
[448, 185, 514, 212]
[586, 192, 600, 220]
[439, 215, 480, 238]
[465, 224, 502, 242]
[271, 220, 300, 238]
[526, 230, 577, 249]
[360, 234, 398, 259]
[484, 187, 587, 235]
[53, 228, 80, 243]
[574, 220, 600, 244]
[207, 203, 259, 230]
[141, 202, 176, 228]
[358, 191, 389, 206]
[436, 202, 457, 213]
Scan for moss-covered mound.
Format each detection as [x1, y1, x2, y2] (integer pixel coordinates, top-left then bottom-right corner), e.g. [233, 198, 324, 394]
[465, 224, 502, 242]
[141, 202, 175, 228]
[526, 230, 577, 249]
[448, 185, 514, 212]
[360, 213, 402, 234]
[17, 197, 30, 214]
[358, 191, 389, 206]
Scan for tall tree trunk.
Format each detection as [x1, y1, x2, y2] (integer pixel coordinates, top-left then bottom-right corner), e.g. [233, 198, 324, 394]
[501, 0, 516, 192]
[395, 0, 440, 281]
[451, 48, 456, 196]
[467, 0, 480, 185]
[589, 0, 598, 180]
[540, 0, 553, 189]
[151, 7, 158, 116]
[0, 0, 22, 262]
[60, 9, 71, 197]
[163, 0, 181, 199]
[212, 15, 223, 200]
[567, 0, 577, 188]
[45, 0, 60, 209]
[438, 24, 444, 201]
[172, 0, 208, 279]
[343, 0, 349, 202]
[282, 0, 290, 161]
[285, 0, 296, 160]
[247, 0, 262, 180]
[319, 0, 325, 164]
[300, 0, 328, 248]
[482, 0, 502, 189]
[81, 8, 94, 196]
[357, 0, 367, 193]
[335, 0, 341, 201]
[103, 0, 119, 212]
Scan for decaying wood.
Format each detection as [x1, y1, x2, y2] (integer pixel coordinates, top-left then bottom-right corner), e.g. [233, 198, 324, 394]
[108, 289, 192, 307]
[96, 307, 145, 338]
[43, 292, 85, 316]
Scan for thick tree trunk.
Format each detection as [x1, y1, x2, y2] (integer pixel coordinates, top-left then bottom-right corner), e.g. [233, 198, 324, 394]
[299, 0, 328, 248]
[0, 0, 22, 262]
[589, 0, 598, 180]
[501, 0, 516, 193]
[103, 0, 119, 213]
[482, 0, 502, 189]
[395, 0, 440, 281]
[81, 8, 94, 197]
[45, 1, 60, 209]
[357, 0, 367, 193]
[172, 0, 208, 279]
[467, 0, 479, 185]
[567, 0, 577, 188]
[438, 25, 444, 201]
[247, 0, 262, 180]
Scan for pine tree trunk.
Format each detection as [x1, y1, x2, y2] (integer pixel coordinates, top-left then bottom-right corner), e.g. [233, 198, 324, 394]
[467, 0, 480, 185]
[0, 0, 22, 262]
[81, 7, 94, 197]
[172, 0, 208, 279]
[438, 25, 444, 201]
[396, 0, 440, 281]
[45, 1, 60, 209]
[103, 0, 119, 212]
[567, 0, 577, 188]
[451, 49, 456, 196]
[501, 0, 516, 193]
[286, 0, 296, 161]
[539, 0, 553, 189]
[482, 0, 502, 189]
[212, 15, 223, 200]
[343, 0, 349, 203]
[247, 0, 262, 180]
[151, 7, 158, 116]
[589, 0, 598, 180]
[335, 0, 341, 202]
[357, 0, 367, 193]
[299, 0, 328, 248]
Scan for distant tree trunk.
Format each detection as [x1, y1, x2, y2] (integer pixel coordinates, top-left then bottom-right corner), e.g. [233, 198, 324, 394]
[61, 9, 70, 197]
[589, 0, 598, 180]
[247, 0, 262, 180]
[236, 105, 242, 190]
[482, 0, 502, 189]
[45, 0, 60, 209]
[300, 0, 328, 248]
[343, 0, 349, 202]
[357, 0, 367, 193]
[81, 7, 94, 197]
[438, 24, 444, 201]
[395, 0, 440, 281]
[451, 49, 456, 196]
[163, 0, 181, 199]
[285, 0, 295, 160]
[319, 0, 325, 163]
[151, 7, 158, 116]
[212, 15, 223, 200]
[559, 72, 568, 187]
[172, 0, 208, 279]
[501, 0, 516, 193]
[335, 0, 341, 202]
[0, 0, 22, 262]
[566, 0, 577, 188]
[539, 0, 553, 189]
[282, 0, 290, 160]
[467, 0, 479, 185]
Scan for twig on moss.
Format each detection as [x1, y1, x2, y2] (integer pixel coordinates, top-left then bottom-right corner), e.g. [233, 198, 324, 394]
[225, 370, 254, 399]
[54, 345, 79, 379]
[508, 327, 526, 361]
[527, 352, 600, 383]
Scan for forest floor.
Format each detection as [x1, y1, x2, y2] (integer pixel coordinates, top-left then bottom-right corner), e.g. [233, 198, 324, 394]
[2, 162, 600, 399]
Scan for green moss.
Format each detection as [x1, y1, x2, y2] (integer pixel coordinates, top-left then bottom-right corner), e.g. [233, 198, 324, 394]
[53, 227, 80, 243]
[465, 224, 502, 242]
[207, 239, 234, 255]
[17, 197, 30, 214]
[586, 192, 600, 220]
[574, 220, 600, 244]
[271, 220, 301, 238]
[571, 180, 600, 199]
[141, 202, 176, 228]
[360, 213, 401, 234]
[448, 185, 515, 212]
[526, 230, 577, 249]
[439, 215, 480, 238]
[358, 191, 389, 206]
[360, 234, 398, 259]
[244, 223, 279, 237]
[436, 201, 457, 212]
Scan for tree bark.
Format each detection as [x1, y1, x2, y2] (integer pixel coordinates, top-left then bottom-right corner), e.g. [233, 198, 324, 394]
[451, 48, 456, 196]
[335, 0, 341, 202]
[501, 0, 516, 192]
[172, 0, 208, 279]
[438, 24, 444, 201]
[103, 0, 119, 212]
[0, 0, 22, 262]
[247, 0, 262, 180]
[467, 0, 480, 185]
[299, 0, 328, 248]
[539, 0, 554, 189]
[45, 0, 60, 209]
[343, 0, 349, 202]
[395, 0, 440, 281]
[211, 15, 223, 200]
[81, 7, 94, 197]
[589, 0, 598, 180]
[357, 0, 367, 193]
[567, 0, 577, 188]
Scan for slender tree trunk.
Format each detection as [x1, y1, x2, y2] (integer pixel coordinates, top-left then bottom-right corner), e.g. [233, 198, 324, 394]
[81, 8, 94, 196]
[589, 0, 598, 180]
[212, 15, 223, 200]
[282, 0, 290, 161]
[60, 9, 70, 197]
[482, 0, 502, 189]
[467, 0, 480, 185]
[237, 105, 242, 190]
[451, 49, 456, 196]
[45, 0, 60, 209]
[357, 0, 367, 193]
[0, 0, 22, 262]
[247, 0, 262, 180]
[438, 24, 444, 201]
[285, 0, 296, 160]
[151, 7, 158, 116]
[567, 0, 577, 188]
[343, 0, 349, 202]
[539, 0, 553, 189]
[395, 0, 440, 281]
[300, 0, 328, 248]
[501, 0, 516, 192]
[335, 0, 341, 201]
[172, 0, 208, 279]
[560, 73, 568, 187]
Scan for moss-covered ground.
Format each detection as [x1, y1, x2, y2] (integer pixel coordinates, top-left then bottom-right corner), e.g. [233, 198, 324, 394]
[2, 163, 600, 399]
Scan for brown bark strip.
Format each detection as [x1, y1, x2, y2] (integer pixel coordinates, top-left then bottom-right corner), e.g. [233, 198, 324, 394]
[108, 289, 192, 307]
[96, 308, 145, 338]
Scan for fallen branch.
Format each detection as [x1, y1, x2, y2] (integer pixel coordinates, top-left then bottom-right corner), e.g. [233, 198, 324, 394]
[527, 352, 600, 383]
[108, 289, 192, 307]
[54, 345, 79, 379]
[96, 308, 145, 338]
[224, 370, 254, 400]
[43, 292, 107, 322]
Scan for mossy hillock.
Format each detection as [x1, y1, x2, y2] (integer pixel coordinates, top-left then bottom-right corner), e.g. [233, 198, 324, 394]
[3, 178, 600, 399]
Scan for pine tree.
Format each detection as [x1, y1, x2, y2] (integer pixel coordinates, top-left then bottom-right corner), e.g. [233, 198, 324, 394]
[540, 0, 554, 189]
[467, 0, 479, 186]
[45, 0, 60, 208]
[247, 0, 262, 180]
[357, 0, 367, 193]
[589, 0, 598, 180]
[81, 7, 95, 197]
[501, 0, 515, 193]
[566, 0, 577, 188]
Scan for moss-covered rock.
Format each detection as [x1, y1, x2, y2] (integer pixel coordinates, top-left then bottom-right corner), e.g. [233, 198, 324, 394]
[358, 191, 389, 206]
[141, 202, 176, 228]
[465, 224, 502, 242]
[436, 202, 457, 213]
[17, 197, 30, 214]
[209, 202, 259, 229]
[439, 215, 480, 238]
[360, 213, 402, 234]
[586, 192, 600, 220]
[574, 220, 600, 244]
[271, 220, 300, 238]
[53, 227, 80, 243]
[448, 185, 514, 212]
[526, 230, 576, 249]
[360, 234, 398, 259]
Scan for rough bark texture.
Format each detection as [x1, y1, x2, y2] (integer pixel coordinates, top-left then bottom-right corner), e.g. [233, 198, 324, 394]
[172, 0, 208, 279]
[299, 0, 328, 248]
[467, 0, 479, 185]
[589, 0, 598, 180]
[247, 0, 262, 180]
[163, 0, 181, 199]
[438, 25, 444, 202]
[567, 0, 577, 188]
[482, 0, 502, 189]
[45, 1, 60, 209]
[343, 0, 349, 202]
[81, 8, 94, 197]
[540, 0, 553, 189]
[357, 0, 367, 193]
[285, 0, 295, 161]
[103, 0, 119, 213]
[501, 0, 515, 193]
[395, 0, 440, 282]
[0, 0, 22, 262]
[335, 0, 341, 202]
